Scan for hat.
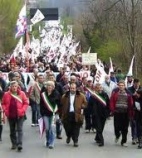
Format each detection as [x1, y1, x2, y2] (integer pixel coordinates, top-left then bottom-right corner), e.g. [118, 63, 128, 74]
[87, 76, 93, 82]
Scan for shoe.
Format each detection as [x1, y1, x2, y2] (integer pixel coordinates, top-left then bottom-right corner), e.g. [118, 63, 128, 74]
[92, 128, 96, 133]
[138, 145, 142, 149]
[35, 124, 39, 126]
[17, 144, 23, 151]
[98, 143, 104, 147]
[0, 138, 2, 141]
[48, 145, 54, 149]
[121, 143, 128, 147]
[66, 137, 71, 144]
[94, 138, 101, 144]
[85, 129, 90, 133]
[56, 135, 62, 139]
[96, 140, 101, 144]
[31, 124, 36, 127]
[115, 137, 120, 143]
[74, 142, 79, 147]
[132, 139, 137, 145]
[11, 144, 17, 150]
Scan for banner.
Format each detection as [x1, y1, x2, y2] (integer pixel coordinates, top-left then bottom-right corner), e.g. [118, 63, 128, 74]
[82, 53, 97, 65]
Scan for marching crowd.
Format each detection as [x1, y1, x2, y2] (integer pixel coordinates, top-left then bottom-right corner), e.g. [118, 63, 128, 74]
[0, 63, 142, 152]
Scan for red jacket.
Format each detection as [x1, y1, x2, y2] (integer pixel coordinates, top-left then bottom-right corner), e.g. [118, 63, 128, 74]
[2, 90, 29, 118]
[110, 89, 134, 118]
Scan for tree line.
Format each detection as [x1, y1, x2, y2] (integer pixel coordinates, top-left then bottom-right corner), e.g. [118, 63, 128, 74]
[69, 0, 142, 77]
[1, 0, 142, 77]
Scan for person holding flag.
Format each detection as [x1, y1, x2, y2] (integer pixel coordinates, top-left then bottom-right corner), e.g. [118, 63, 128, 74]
[88, 83, 110, 147]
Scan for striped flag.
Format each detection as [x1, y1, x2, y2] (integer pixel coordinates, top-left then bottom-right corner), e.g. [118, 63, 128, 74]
[15, 4, 27, 38]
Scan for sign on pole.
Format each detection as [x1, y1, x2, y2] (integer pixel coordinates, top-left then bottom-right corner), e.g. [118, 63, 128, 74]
[82, 53, 97, 65]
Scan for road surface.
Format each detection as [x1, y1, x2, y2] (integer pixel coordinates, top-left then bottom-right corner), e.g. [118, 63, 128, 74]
[0, 108, 141, 158]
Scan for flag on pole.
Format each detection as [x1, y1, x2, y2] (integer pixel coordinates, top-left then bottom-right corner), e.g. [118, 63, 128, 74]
[125, 55, 135, 87]
[31, 9, 45, 25]
[94, 59, 107, 84]
[87, 47, 91, 54]
[14, 37, 23, 53]
[109, 57, 114, 75]
[38, 117, 45, 138]
[25, 31, 31, 51]
[94, 64, 107, 84]
[15, 4, 27, 38]
[10, 37, 23, 64]
[126, 55, 135, 76]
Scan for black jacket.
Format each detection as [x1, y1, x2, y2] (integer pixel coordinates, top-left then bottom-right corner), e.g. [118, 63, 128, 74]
[40, 89, 60, 117]
[88, 91, 110, 119]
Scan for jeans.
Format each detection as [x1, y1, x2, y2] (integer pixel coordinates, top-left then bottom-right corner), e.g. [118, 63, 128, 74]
[56, 118, 62, 136]
[130, 119, 137, 140]
[43, 116, 56, 147]
[8, 117, 24, 146]
[31, 103, 40, 124]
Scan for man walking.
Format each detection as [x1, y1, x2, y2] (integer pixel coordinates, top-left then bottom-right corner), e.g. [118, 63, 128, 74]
[61, 83, 87, 147]
[110, 80, 133, 147]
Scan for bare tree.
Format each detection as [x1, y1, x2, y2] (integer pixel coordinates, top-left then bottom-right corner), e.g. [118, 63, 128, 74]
[77, 0, 142, 76]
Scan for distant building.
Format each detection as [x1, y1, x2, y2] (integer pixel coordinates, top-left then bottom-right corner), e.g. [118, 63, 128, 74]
[27, 0, 87, 17]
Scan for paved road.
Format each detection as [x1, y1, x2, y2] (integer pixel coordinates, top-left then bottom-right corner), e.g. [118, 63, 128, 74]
[0, 108, 142, 158]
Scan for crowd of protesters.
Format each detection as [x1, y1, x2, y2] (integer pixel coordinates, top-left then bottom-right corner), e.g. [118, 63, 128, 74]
[0, 53, 142, 152]
[0, 18, 142, 154]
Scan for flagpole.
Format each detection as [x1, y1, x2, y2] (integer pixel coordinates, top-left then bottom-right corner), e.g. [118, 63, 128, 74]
[25, 0, 30, 72]
[87, 47, 91, 71]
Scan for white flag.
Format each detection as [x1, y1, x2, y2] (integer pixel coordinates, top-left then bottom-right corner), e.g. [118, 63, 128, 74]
[125, 55, 135, 87]
[14, 37, 23, 51]
[87, 47, 91, 54]
[109, 57, 114, 75]
[126, 55, 135, 76]
[38, 117, 45, 138]
[31, 9, 45, 25]
[94, 62, 107, 84]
